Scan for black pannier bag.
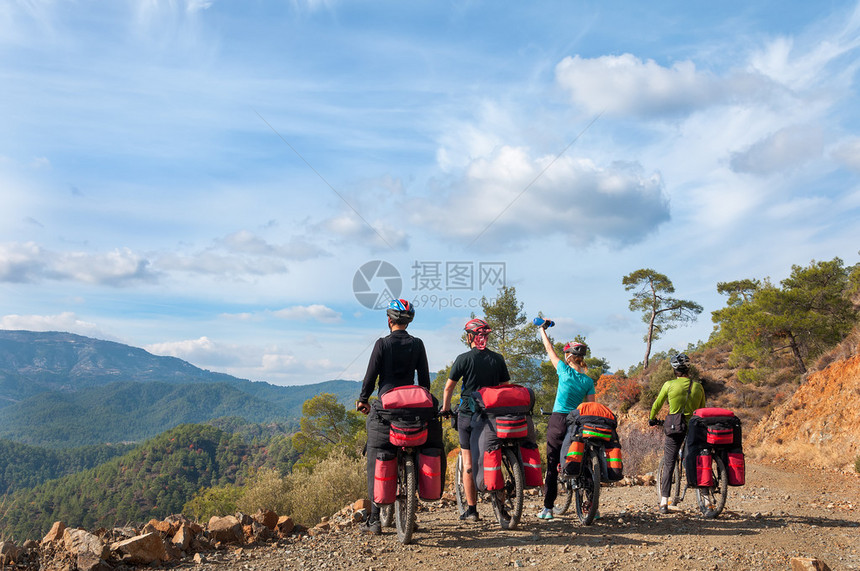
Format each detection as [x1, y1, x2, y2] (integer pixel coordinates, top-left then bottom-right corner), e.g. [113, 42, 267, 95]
[563, 402, 624, 481]
[685, 407, 744, 488]
[470, 384, 542, 490]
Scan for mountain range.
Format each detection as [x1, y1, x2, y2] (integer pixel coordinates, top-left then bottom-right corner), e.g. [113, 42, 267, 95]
[0, 330, 360, 447]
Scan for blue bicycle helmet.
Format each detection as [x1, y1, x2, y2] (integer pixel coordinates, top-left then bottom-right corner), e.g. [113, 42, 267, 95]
[386, 298, 415, 324]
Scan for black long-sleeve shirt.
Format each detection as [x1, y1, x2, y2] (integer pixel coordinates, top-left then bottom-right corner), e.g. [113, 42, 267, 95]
[358, 330, 430, 403]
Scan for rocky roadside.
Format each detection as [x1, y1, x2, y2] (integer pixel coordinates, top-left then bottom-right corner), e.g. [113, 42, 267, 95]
[5, 460, 858, 571]
[185, 462, 860, 571]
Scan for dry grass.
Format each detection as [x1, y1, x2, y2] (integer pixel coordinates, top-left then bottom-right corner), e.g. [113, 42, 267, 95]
[748, 440, 849, 471]
[235, 448, 366, 527]
[279, 449, 366, 526]
[617, 418, 663, 476]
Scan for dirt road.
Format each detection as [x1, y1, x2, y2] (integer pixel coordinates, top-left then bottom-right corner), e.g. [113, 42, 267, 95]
[183, 460, 860, 570]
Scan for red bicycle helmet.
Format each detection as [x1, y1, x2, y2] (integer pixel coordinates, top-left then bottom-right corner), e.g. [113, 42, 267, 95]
[563, 341, 587, 357]
[464, 318, 491, 334]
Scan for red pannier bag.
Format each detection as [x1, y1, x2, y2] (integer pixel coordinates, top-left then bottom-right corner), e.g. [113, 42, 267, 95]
[418, 449, 443, 500]
[696, 451, 714, 487]
[388, 420, 428, 447]
[483, 449, 504, 491]
[474, 384, 535, 414]
[726, 450, 745, 486]
[495, 415, 529, 439]
[520, 444, 543, 488]
[692, 407, 742, 449]
[374, 452, 397, 504]
[706, 425, 735, 446]
[381, 385, 434, 410]
[381, 385, 433, 447]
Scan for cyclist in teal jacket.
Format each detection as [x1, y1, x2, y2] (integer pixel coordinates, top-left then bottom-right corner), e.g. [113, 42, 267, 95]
[538, 322, 595, 520]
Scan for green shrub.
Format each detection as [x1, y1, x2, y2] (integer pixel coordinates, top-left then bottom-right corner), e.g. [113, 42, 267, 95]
[855, 455, 860, 475]
[737, 367, 767, 385]
[182, 484, 242, 522]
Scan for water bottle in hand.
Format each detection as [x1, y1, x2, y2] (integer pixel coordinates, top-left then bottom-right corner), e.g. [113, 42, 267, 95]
[533, 317, 554, 329]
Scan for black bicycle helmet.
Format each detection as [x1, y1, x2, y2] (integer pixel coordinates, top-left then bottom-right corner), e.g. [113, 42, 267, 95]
[386, 298, 415, 324]
[563, 341, 587, 357]
[670, 353, 691, 372]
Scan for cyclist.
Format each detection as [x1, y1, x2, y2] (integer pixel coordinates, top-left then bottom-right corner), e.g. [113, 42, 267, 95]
[648, 353, 706, 514]
[356, 299, 438, 534]
[441, 317, 510, 522]
[538, 322, 595, 520]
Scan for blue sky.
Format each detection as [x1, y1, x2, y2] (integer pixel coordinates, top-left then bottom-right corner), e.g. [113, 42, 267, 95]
[2, 0, 859, 385]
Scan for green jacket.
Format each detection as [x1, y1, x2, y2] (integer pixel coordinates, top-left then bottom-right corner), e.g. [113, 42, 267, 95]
[650, 376, 705, 421]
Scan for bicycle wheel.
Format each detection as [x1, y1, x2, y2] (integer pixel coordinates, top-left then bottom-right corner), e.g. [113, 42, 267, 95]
[574, 449, 601, 525]
[490, 448, 524, 530]
[696, 453, 728, 518]
[455, 453, 467, 516]
[380, 504, 393, 528]
[554, 472, 573, 515]
[394, 456, 418, 544]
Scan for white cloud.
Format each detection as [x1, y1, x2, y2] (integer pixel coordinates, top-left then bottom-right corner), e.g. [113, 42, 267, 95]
[318, 214, 409, 251]
[53, 248, 157, 286]
[146, 336, 247, 368]
[414, 146, 669, 248]
[0, 242, 157, 285]
[831, 138, 860, 172]
[154, 231, 328, 277]
[273, 304, 343, 323]
[217, 230, 326, 260]
[555, 54, 770, 117]
[0, 311, 106, 338]
[730, 125, 825, 175]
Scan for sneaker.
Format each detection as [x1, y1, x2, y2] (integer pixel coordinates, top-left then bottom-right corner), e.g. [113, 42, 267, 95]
[658, 505, 669, 515]
[359, 516, 382, 535]
[459, 508, 481, 522]
[538, 508, 554, 520]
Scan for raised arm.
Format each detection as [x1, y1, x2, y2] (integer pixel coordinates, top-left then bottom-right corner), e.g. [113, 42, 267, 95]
[539, 326, 560, 368]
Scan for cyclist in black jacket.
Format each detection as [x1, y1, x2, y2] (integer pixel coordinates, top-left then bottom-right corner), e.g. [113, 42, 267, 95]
[441, 318, 510, 522]
[356, 299, 434, 534]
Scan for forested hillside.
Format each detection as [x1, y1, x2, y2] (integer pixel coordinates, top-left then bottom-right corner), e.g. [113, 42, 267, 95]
[0, 423, 296, 541]
[0, 439, 135, 494]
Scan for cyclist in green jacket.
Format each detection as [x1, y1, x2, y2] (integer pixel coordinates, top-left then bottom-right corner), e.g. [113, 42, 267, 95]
[648, 353, 705, 514]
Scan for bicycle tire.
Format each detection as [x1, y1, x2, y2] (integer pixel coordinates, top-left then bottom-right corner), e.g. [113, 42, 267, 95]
[394, 456, 418, 544]
[490, 448, 524, 530]
[696, 453, 728, 519]
[455, 453, 467, 516]
[554, 473, 573, 515]
[575, 449, 601, 525]
[380, 504, 393, 528]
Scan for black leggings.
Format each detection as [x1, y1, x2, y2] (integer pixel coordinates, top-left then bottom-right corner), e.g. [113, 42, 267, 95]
[543, 412, 568, 509]
[660, 432, 685, 498]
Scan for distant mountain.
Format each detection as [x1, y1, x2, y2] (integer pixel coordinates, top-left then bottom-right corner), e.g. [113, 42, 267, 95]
[0, 330, 360, 447]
